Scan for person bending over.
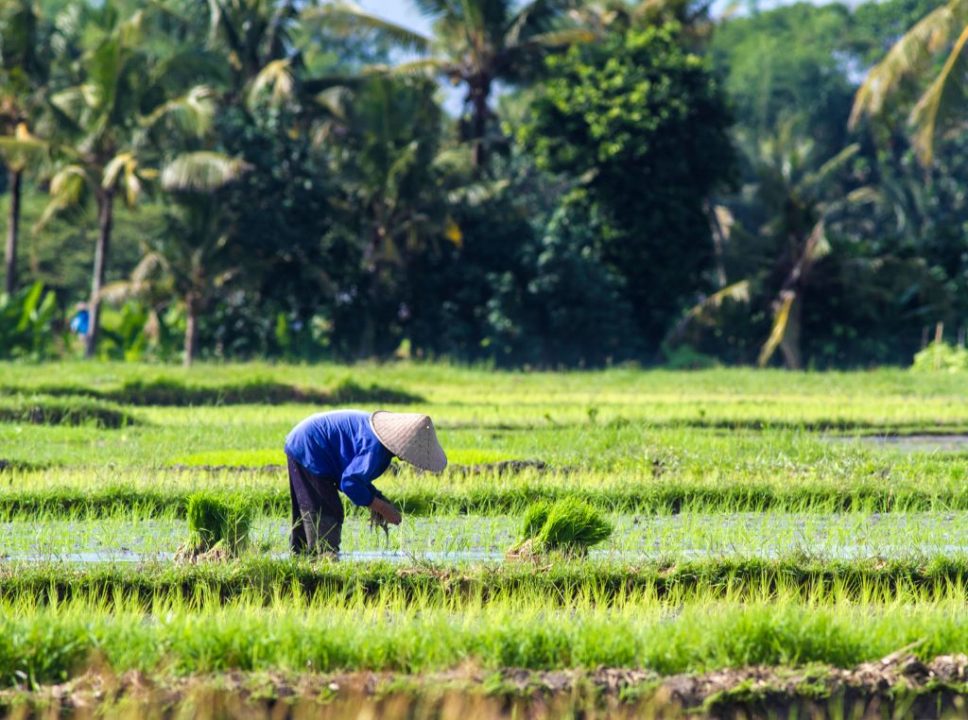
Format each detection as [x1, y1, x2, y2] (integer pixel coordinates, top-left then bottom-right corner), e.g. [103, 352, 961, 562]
[284, 409, 447, 555]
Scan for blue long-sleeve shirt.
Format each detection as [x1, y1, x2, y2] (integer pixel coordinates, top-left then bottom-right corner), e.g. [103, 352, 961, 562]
[284, 410, 392, 507]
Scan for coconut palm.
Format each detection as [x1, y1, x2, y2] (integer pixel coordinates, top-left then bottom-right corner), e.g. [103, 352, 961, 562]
[39, 7, 216, 357]
[332, 76, 449, 357]
[0, 124, 47, 297]
[850, 0, 968, 165]
[100, 152, 249, 366]
[392, 0, 592, 169]
[745, 125, 865, 369]
[0, 0, 49, 296]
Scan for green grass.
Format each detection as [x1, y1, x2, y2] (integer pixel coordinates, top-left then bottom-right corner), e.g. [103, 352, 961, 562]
[1, 593, 967, 686]
[170, 449, 286, 468]
[167, 447, 516, 469]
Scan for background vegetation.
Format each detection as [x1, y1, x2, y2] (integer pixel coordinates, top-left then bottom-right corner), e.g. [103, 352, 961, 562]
[2, 0, 967, 369]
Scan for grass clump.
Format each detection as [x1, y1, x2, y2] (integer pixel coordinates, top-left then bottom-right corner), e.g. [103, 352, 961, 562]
[0, 377, 424, 406]
[183, 493, 253, 559]
[0, 395, 137, 428]
[512, 498, 612, 556]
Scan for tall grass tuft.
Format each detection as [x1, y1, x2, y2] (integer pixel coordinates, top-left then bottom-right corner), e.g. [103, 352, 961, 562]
[185, 493, 252, 556]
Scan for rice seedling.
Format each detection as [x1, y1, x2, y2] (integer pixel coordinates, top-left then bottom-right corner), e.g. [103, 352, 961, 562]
[3, 555, 968, 608]
[181, 493, 253, 559]
[508, 499, 609, 558]
[510, 498, 613, 556]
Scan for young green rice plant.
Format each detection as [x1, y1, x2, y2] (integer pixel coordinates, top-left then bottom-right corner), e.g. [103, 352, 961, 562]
[182, 493, 253, 559]
[510, 498, 612, 557]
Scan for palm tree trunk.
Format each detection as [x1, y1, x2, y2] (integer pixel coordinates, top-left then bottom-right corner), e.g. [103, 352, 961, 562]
[470, 78, 491, 169]
[778, 293, 802, 370]
[184, 291, 199, 367]
[4, 169, 22, 296]
[85, 190, 114, 358]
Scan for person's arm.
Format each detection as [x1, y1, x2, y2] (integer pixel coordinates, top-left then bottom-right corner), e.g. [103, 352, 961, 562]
[340, 449, 401, 524]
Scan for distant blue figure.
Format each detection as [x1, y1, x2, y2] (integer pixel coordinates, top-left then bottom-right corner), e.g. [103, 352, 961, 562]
[70, 306, 89, 335]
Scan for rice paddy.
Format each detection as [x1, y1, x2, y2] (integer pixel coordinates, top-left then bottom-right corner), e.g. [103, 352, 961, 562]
[0, 362, 966, 718]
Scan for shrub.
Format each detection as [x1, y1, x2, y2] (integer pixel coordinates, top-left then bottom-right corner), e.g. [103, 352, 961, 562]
[912, 342, 968, 372]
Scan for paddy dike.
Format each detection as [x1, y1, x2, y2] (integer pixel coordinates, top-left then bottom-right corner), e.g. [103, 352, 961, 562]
[3, 654, 966, 719]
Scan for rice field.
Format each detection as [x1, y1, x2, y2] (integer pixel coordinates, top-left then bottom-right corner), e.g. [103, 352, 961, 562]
[0, 362, 966, 718]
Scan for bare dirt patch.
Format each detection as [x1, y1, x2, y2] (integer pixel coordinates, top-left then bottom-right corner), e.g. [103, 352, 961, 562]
[3, 654, 966, 719]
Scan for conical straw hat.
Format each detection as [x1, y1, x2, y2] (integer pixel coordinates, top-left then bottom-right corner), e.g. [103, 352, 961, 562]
[370, 411, 447, 473]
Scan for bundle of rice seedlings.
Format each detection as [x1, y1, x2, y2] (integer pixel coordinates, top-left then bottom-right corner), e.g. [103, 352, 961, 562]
[508, 498, 612, 558]
[181, 493, 253, 560]
[520, 501, 551, 539]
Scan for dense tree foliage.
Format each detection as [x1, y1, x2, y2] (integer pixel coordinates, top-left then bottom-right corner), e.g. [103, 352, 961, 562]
[0, 0, 966, 367]
[521, 23, 735, 351]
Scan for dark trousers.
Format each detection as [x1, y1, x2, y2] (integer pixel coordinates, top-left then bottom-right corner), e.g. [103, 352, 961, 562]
[286, 455, 344, 554]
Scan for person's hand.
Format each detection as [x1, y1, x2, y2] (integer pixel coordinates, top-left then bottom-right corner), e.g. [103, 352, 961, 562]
[369, 496, 402, 525]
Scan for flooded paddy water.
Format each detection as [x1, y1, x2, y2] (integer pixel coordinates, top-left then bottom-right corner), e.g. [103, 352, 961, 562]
[832, 433, 968, 452]
[3, 512, 967, 564]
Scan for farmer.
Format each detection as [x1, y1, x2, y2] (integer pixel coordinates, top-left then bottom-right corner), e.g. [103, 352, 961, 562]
[284, 410, 447, 555]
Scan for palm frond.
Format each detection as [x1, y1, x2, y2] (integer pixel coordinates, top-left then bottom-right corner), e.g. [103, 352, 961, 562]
[34, 164, 94, 230]
[247, 58, 295, 107]
[379, 58, 452, 76]
[142, 85, 217, 136]
[97, 251, 169, 303]
[506, 0, 575, 45]
[797, 143, 859, 197]
[161, 151, 250, 193]
[910, 23, 968, 165]
[0, 123, 49, 172]
[683, 280, 751, 328]
[512, 27, 597, 50]
[850, 0, 967, 126]
[102, 151, 154, 207]
[303, 2, 430, 52]
[313, 86, 353, 120]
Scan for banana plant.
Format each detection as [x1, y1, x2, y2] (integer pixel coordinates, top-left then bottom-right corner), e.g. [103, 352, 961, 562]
[0, 281, 58, 359]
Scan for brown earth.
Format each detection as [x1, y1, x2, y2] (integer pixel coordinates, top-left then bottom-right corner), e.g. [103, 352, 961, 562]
[2, 653, 966, 719]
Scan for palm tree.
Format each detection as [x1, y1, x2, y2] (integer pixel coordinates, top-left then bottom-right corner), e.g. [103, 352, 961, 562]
[745, 125, 865, 369]
[39, 7, 215, 357]
[0, 124, 47, 297]
[0, 0, 48, 296]
[850, 0, 968, 165]
[102, 152, 249, 366]
[332, 76, 449, 357]
[392, 0, 592, 169]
